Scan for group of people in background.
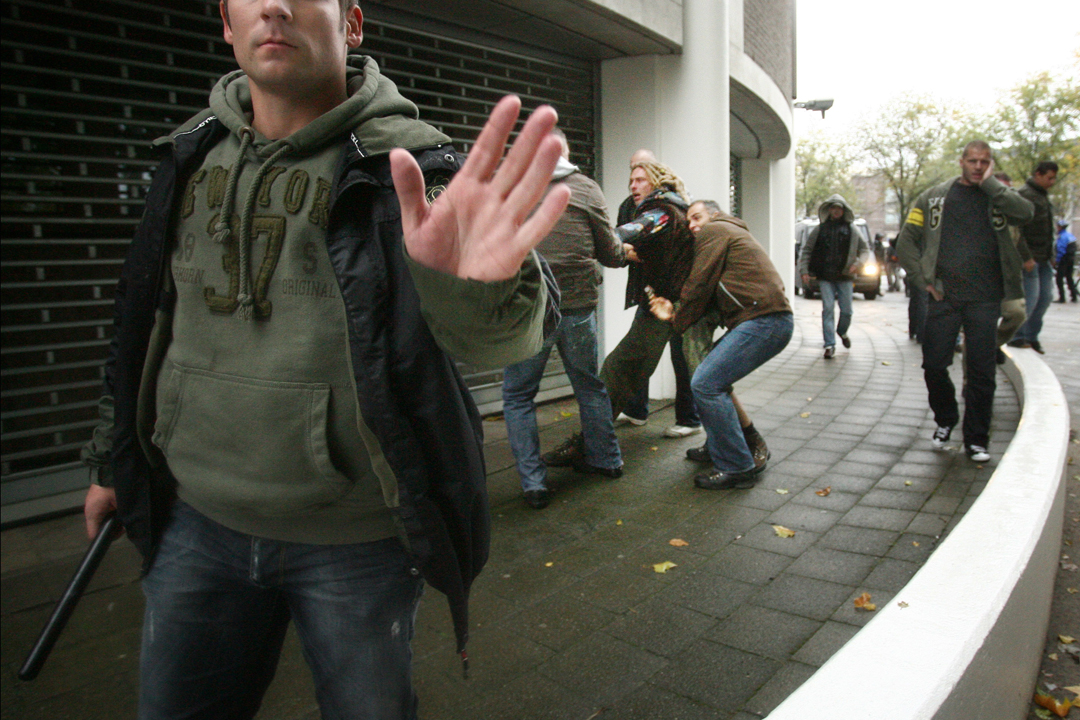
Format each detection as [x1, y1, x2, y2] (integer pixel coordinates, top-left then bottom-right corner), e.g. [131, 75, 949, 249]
[503, 144, 791, 508]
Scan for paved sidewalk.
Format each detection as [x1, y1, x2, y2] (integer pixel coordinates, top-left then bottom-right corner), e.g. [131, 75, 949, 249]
[2, 290, 1052, 720]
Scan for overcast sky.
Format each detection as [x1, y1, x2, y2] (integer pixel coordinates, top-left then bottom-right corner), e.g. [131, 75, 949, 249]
[793, 0, 1080, 140]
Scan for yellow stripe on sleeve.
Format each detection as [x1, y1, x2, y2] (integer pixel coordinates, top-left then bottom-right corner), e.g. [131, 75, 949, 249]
[905, 208, 924, 227]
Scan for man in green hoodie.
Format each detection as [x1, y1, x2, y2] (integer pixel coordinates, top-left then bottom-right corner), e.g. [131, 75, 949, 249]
[80, 1, 567, 718]
[896, 141, 1032, 464]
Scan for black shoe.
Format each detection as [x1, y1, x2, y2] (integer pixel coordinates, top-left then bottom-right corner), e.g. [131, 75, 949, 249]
[1030, 340, 1045, 354]
[996, 348, 1006, 365]
[570, 458, 623, 478]
[1007, 339, 1030, 349]
[542, 434, 583, 467]
[840, 334, 851, 349]
[823, 346, 835, 359]
[686, 445, 710, 463]
[694, 467, 759, 490]
[524, 489, 550, 509]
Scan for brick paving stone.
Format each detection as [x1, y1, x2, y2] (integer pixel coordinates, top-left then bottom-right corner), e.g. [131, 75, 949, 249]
[707, 605, 822, 660]
[650, 640, 781, 711]
[738, 522, 821, 557]
[766, 504, 844, 534]
[831, 587, 898, 627]
[535, 632, 669, 707]
[886, 534, 939, 563]
[655, 570, 758, 620]
[840, 505, 917, 531]
[751, 573, 854, 621]
[792, 621, 862, 666]
[817, 525, 900, 557]
[784, 547, 878, 586]
[701, 545, 793, 586]
[862, 557, 921, 592]
[859, 488, 931, 511]
[603, 685, 731, 720]
[743, 661, 819, 717]
[605, 597, 717, 658]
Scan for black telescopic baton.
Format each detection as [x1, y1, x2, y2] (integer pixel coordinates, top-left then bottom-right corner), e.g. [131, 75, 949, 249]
[18, 513, 119, 681]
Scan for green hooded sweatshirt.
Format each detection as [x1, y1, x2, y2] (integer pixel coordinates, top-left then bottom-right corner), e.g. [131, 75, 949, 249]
[147, 57, 500, 544]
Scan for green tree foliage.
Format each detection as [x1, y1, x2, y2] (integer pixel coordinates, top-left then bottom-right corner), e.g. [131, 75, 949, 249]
[855, 94, 972, 225]
[795, 131, 856, 219]
[993, 65, 1080, 217]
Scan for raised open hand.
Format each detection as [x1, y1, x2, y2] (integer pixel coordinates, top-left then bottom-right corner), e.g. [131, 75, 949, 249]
[390, 96, 571, 282]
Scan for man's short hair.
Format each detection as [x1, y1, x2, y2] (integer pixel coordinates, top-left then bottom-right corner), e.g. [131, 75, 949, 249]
[994, 171, 1011, 183]
[690, 199, 723, 218]
[1035, 161, 1059, 176]
[962, 140, 992, 159]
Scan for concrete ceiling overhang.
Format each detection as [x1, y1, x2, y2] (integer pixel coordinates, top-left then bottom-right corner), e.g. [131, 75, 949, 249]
[730, 78, 792, 161]
[363, 0, 681, 60]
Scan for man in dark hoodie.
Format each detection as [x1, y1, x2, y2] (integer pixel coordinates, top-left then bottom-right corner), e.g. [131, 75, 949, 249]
[79, 1, 566, 718]
[798, 195, 870, 358]
[502, 129, 626, 509]
[1009, 161, 1059, 353]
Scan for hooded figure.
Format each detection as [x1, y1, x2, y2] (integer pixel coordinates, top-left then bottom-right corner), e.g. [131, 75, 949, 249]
[798, 194, 870, 357]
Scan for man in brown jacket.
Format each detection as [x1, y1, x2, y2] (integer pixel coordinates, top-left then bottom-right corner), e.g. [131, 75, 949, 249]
[650, 200, 793, 489]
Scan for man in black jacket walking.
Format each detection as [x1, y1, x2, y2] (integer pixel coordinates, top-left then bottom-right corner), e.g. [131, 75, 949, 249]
[1009, 161, 1059, 354]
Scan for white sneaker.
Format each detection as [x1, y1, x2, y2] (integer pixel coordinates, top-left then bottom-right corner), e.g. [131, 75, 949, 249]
[615, 412, 647, 427]
[664, 424, 703, 438]
[966, 445, 990, 462]
[931, 425, 952, 448]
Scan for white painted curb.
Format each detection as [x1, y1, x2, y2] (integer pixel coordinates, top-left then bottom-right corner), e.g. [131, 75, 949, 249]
[765, 348, 1070, 720]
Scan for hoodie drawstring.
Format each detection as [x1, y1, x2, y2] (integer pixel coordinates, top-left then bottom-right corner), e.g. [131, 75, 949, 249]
[211, 127, 291, 320]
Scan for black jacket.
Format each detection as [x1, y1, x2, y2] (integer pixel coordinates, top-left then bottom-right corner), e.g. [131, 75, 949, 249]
[107, 117, 550, 656]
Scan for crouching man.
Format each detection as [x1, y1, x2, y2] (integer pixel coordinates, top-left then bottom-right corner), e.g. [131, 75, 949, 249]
[649, 200, 792, 489]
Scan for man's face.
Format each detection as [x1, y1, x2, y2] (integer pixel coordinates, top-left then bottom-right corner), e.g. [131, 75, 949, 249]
[629, 167, 654, 205]
[1033, 170, 1058, 190]
[687, 203, 713, 235]
[959, 148, 992, 185]
[828, 204, 844, 220]
[221, 0, 362, 97]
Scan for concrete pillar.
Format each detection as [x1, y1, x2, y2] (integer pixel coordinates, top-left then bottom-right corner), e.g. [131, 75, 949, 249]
[770, 151, 796, 301]
[599, 0, 731, 400]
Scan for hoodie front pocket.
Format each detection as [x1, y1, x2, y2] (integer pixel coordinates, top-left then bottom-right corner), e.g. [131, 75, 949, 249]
[153, 362, 352, 517]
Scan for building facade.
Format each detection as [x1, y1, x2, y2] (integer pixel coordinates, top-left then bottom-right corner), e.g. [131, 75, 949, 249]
[0, 0, 795, 522]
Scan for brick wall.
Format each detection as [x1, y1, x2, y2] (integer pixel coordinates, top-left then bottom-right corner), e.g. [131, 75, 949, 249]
[743, 0, 795, 98]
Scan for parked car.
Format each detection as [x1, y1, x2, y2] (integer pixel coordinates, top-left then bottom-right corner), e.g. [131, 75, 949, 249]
[795, 218, 881, 300]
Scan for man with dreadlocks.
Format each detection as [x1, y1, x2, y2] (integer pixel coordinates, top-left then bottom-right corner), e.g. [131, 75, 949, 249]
[544, 160, 694, 475]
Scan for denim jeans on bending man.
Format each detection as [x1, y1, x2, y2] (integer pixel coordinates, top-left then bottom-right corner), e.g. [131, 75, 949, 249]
[624, 304, 700, 428]
[692, 312, 793, 472]
[502, 309, 622, 492]
[139, 501, 424, 720]
[818, 279, 853, 348]
[1013, 260, 1054, 344]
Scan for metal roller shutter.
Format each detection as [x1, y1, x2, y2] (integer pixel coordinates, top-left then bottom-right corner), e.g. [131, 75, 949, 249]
[0, 0, 596, 522]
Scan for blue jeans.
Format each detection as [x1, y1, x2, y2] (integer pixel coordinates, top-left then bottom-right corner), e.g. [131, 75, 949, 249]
[625, 321, 700, 427]
[692, 312, 793, 472]
[818, 280, 853, 348]
[502, 309, 622, 491]
[1014, 260, 1055, 342]
[139, 501, 423, 720]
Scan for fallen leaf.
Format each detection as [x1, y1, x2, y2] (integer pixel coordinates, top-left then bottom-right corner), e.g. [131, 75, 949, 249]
[897, 600, 909, 608]
[1064, 685, 1080, 696]
[807, 397, 813, 401]
[881, 361, 892, 366]
[669, 538, 689, 547]
[904, 480, 913, 486]
[799, 412, 811, 418]
[1060, 635, 1075, 644]
[854, 592, 877, 611]
[776, 489, 790, 495]
[1068, 588, 1078, 594]
[1050, 653, 1059, 661]
[650, 446, 658, 451]
[560, 411, 573, 418]
[1033, 692, 1072, 717]
[544, 562, 554, 567]
[653, 561, 678, 574]
[815, 486, 832, 497]
[772, 525, 796, 538]
[616, 519, 623, 526]
[1034, 708, 1053, 719]
[913, 541, 921, 547]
